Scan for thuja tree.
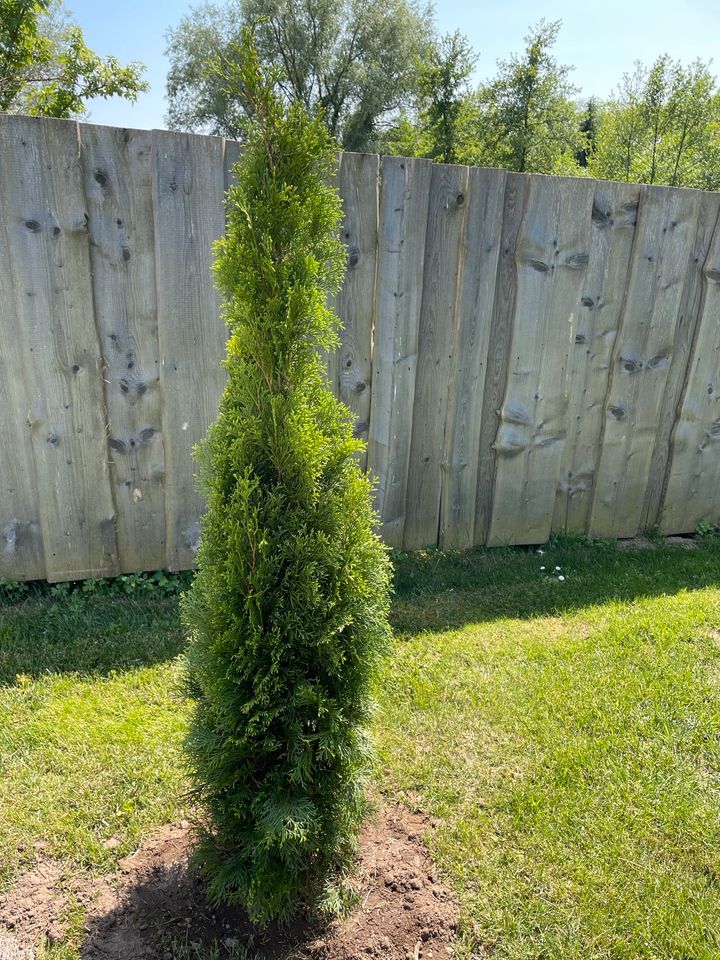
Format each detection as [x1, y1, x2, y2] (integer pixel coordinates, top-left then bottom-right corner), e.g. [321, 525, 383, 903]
[181, 30, 392, 924]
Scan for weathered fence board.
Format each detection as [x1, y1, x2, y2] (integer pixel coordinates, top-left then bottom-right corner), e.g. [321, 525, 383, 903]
[440, 166, 506, 550]
[330, 152, 379, 472]
[367, 156, 432, 547]
[404, 161, 469, 550]
[80, 123, 166, 573]
[1, 116, 118, 581]
[661, 212, 720, 533]
[152, 130, 227, 571]
[489, 175, 595, 545]
[473, 173, 530, 545]
[552, 180, 640, 534]
[642, 193, 720, 530]
[590, 185, 703, 538]
[0, 213, 45, 580]
[2, 114, 720, 580]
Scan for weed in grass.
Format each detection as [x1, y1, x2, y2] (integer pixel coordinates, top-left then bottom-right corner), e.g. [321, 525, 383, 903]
[161, 934, 259, 960]
[0, 570, 193, 609]
[697, 519, 720, 540]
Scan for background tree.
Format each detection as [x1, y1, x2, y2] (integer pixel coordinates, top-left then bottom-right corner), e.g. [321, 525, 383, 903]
[165, 0, 433, 151]
[575, 98, 598, 167]
[181, 28, 392, 923]
[414, 30, 476, 163]
[1, 0, 147, 116]
[471, 20, 581, 173]
[380, 30, 476, 163]
[590, 56, 720, 189]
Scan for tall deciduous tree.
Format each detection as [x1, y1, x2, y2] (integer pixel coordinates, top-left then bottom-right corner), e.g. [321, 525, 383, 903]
[181, 28, 391, 923]
[0, 0, 147, 116]
[414, 30, 476, 164]
[380, 30, 476, 163]
[165, 0, 433, 151]
[472, 19, 581, 174]
[590, 56, 720, 189]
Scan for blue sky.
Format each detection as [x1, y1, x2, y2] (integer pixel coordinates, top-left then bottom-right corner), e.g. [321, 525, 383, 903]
[71, 0, 720, 130]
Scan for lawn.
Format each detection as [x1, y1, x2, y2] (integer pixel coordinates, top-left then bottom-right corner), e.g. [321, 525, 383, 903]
[2, 538, 720, 958]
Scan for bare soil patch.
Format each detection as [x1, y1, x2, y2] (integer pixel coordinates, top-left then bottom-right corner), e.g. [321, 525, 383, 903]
[0, 805, 458, 960]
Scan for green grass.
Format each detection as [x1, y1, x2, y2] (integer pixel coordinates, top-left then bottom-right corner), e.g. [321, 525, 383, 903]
[0, 592, 190, 886]
[3, 538, 720, 958]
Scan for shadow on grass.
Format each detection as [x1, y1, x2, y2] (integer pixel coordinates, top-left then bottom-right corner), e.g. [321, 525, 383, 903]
[0, 592, 187, 684]
[391, 536, 720, 634]
[3, 537, 720, 683]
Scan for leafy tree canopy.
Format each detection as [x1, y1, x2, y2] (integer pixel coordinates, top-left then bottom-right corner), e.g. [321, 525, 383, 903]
[165, 0, 433, 151]
[472, 19, 582, 174]
[589, 55, 720, 189]
[0, 0, 147, 117]
[380, 30, 477, 163]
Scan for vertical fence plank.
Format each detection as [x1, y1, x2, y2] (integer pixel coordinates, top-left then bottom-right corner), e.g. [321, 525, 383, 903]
[153, 130, 227, 570]
[440, 167, 506, 549]
[474, 173, 530, 544]
[552, 180, 640, 533]
[367, 156, 432, 547]
[223, 138, 242, 192]
[403, 162, 469, 549]
[642, 192, 720, 529]
[332, 152, 379, 471]
[0, 214, 45, 580]
[80, 123, 166, 573]
[0, 115, 118, 581]
[488, 175, 595, 545]
[661, 208, 720, 533]
[324, 152, 344, 394]
[590, 185, 703, 538]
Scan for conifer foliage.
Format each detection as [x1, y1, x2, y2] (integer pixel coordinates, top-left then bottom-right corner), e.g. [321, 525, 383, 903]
[181, 29, 392, 924]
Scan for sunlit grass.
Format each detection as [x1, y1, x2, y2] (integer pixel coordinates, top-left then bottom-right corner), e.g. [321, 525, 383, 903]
[377, 539, 720, 959]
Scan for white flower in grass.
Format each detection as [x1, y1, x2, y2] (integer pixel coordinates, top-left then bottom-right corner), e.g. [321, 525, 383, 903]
[555, 566, 561, 571]
[540, 566, 546, 571]
[558, 575, 566, 582]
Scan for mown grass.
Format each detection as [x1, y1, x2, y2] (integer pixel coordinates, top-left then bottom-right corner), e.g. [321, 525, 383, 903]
[0, 592, 190, 886]
[2, 537, 720, 958]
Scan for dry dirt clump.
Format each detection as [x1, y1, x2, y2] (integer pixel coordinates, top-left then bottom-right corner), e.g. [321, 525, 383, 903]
[0, 806, 458, 960]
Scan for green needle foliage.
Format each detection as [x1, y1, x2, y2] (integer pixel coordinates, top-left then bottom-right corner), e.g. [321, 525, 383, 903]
[181, 29, 392, 925]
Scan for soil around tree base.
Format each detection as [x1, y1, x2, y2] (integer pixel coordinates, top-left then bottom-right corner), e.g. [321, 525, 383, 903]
[0, 805, 459, 960]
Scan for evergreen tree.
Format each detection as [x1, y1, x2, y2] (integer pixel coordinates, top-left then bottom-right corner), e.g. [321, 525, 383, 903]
[380, 30, 476, 164]
[181, 28, 392, 924]
[575, 99, 598, 167]
[415, 30, 476, 164]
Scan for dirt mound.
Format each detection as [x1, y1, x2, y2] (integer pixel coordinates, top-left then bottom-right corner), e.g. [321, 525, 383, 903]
[0, 806, 458, 959]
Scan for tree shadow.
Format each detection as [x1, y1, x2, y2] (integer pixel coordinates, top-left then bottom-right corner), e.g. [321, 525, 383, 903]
[80, 850, 324, 960]
[391, 537, 720, 635]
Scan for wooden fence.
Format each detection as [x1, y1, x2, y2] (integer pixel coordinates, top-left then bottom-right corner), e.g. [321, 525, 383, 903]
[1, 114, 720, 582]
